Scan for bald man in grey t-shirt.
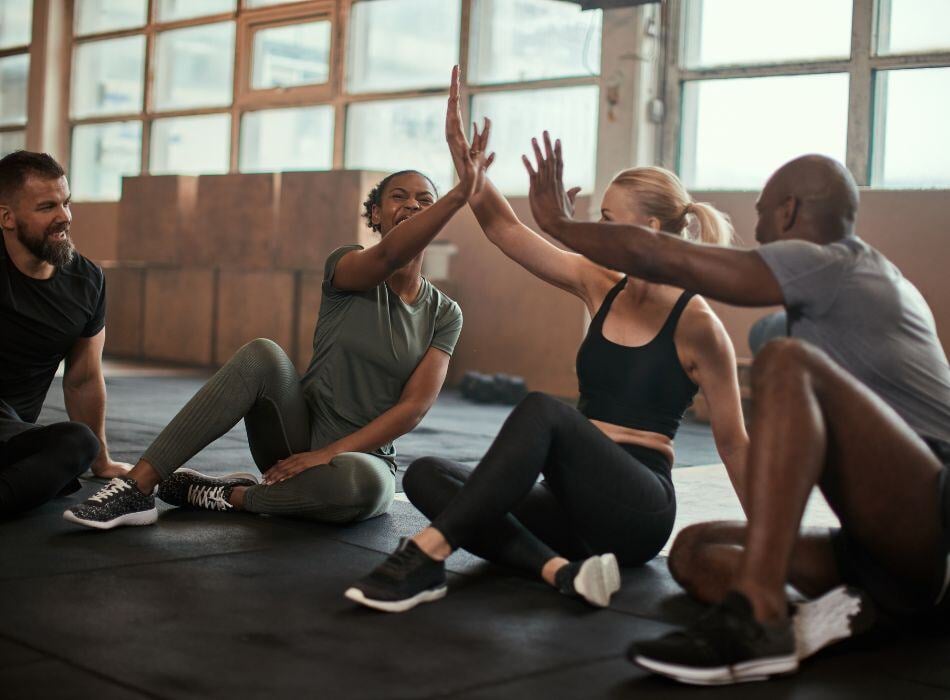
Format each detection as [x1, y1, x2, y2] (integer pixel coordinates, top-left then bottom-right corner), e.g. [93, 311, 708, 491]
[520, 146, 950, 683]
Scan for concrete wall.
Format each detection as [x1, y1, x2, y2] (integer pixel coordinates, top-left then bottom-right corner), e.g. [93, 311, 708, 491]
[79, 177, 949, 399]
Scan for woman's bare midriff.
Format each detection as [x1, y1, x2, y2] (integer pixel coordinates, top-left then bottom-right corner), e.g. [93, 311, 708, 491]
[590, 419, 675, 465]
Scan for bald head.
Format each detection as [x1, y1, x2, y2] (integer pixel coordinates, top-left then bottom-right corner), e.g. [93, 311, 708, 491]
[755, 155, 859, 244]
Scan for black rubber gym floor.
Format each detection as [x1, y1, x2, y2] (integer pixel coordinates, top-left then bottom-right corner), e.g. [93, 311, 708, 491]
[1, 374, 947, 698]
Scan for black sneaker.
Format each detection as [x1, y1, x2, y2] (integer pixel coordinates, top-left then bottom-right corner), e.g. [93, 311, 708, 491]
[157, 468, 258, 511]
[628, 591, 798, 685]
[63, 477, 157, 530]
[345, 538, 447, 613]
[793, 585, 876, 659]
[555, 553, 621, 607]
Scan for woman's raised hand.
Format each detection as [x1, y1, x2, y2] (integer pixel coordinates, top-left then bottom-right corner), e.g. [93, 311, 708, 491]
[445, 65, 494, 199]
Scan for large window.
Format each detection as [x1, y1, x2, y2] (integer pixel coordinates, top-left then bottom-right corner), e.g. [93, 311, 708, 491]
[67, 0, 602, 200]
[0, 0, 32, 157]
[666, 0, 950, 189]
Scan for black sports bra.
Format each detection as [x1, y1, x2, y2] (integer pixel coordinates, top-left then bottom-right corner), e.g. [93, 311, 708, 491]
[576, 277, 699, 439]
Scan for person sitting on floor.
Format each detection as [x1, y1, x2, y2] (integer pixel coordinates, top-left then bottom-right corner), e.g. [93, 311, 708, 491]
[524, 140, 950, 684]
[64, 66, 490, 531]
[344, 92, 749, 613]
[0, 150, 131, 519]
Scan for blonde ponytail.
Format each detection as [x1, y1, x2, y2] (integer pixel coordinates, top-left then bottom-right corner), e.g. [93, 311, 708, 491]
[610, 167, 735, 247]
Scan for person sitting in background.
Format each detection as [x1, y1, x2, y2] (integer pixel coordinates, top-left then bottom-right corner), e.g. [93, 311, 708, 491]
[0, 150, 130, 519]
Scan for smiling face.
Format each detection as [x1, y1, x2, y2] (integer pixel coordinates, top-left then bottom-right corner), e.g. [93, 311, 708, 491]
[372, 172, 437, 236]
[599, 183, 661, 230]
[1, 175, 75, 267]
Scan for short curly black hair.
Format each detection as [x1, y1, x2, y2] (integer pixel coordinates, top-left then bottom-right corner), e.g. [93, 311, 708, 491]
[361, 170, 439, 233]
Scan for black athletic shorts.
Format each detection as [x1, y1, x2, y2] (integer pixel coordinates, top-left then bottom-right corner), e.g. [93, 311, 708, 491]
[830, 439, 950, 626]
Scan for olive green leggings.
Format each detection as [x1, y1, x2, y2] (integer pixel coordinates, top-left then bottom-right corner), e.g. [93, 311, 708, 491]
[142, 338, 394, 523]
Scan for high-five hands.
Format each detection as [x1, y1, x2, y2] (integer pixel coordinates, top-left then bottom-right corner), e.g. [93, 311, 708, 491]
[522, 131, 581, 233]
[446, 65, 495, 198]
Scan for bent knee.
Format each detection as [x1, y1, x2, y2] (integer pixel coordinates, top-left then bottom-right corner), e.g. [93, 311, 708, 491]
[330, 454, 394, 517]
[234, 338, 291, 370]
[403, 457, 447, 500]
[56, 422, 100, 468]
[516, 391, 570, 421]
[668, 523, 716, 585]
[751, 337, 828, 385]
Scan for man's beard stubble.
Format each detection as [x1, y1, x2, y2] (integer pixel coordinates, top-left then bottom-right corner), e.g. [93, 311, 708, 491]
[16, 222, 75, 268]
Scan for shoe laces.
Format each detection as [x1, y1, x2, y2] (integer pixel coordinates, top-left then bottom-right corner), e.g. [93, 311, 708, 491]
[89, 478, 132, 503]
[187, 484, 232, 511]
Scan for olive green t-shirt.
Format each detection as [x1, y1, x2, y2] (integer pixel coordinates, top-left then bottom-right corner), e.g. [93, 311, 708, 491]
[301, 245, 463, 469]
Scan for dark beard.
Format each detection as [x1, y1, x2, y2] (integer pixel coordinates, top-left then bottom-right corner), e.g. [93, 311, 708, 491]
[17, 223, 75, 268]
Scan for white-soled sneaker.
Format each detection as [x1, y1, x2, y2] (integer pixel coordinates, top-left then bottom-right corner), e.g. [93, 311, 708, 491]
[556, 553, 621, 607]
[157, 468, 258, 511]
[794, 585, 876, 660]
[63, 477, 157, 530]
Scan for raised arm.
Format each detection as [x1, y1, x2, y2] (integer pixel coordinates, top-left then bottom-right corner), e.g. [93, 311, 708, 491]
[446, 110, 603, 302]
[523, 132, 784, 308]
[333, 66, 492, 292]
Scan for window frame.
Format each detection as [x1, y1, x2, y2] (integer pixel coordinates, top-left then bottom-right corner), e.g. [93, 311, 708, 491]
[660, 0, 950, 188]
[0, 0, 34, 152]
[64, 0, 603, 197]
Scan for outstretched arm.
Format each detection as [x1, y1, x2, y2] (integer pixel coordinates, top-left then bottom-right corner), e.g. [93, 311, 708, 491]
[523, 132, 784, 308]
[334, 66, 492, 292]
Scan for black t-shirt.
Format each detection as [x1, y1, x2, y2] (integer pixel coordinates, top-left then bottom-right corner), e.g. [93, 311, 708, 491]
[0, 235, 106, 424]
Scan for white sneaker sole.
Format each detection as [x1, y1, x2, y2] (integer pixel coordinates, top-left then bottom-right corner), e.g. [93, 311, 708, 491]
[62, 506, 158, 530]
[794, 585, 873, 660]
[633, 652, 799, 686]
[343, 585, 447, 613]
[574, 553, 621, 608]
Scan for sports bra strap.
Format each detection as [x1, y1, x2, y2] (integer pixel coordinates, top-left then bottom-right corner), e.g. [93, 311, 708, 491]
[658, 291, 695, 338]
[591, 276, 628, 329]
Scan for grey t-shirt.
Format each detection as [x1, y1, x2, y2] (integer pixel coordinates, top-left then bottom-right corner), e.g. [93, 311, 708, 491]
[757, 236, 950, 446]
[301, 245, 463, 467]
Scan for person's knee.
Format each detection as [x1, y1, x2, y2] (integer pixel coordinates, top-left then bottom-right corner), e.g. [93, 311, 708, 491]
[751, 337, 823, 388]
[234, 338, 289, 373]
[517, 391, 568, 423]
[331, 454, 394, 516]
[668, 523, 713, 588]
[403, 457, 442, 502]
[54, 422, 100, 474]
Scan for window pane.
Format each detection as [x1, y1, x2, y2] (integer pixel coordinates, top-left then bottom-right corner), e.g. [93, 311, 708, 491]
[345, 97, 451, 193]
[154, 23, 235, 111]
[877, 0, 950, 55]
[0, 130, 25, 157]
[150, 114, 230, 175]
[682, 0, 851, 68]
[680, 74, 849, 190]
[252, 21, 331, 90]
[471, 86, 598, 196]
[0, 54, 29, 127]
[0, 0, 32, 49]
[75, 0, 147, 36]
[873, 68, 950, 188]
[469, 0, 601, 85]
[70, 121, 142, 201]
[156, 0, 235, 22]
[240, 106, 333, 172]
[347, 0, 460, 94]
[246, 0, 306, 6]
[71, 36, 145, 118]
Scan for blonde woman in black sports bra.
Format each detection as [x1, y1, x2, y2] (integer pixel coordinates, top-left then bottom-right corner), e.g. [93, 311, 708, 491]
[346, 111, 749, 614]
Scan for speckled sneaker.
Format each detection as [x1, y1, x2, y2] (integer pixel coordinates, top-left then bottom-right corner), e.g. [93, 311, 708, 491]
[157, 468, 258, 511]
[63, 477, 157, 530]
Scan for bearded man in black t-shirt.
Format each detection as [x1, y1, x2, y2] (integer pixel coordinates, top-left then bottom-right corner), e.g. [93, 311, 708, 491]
[0, 150, 131, 518]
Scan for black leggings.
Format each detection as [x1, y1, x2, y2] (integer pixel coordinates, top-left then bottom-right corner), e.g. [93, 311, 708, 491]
[0, 421, 100, 519]
[404, 392, 677, 575]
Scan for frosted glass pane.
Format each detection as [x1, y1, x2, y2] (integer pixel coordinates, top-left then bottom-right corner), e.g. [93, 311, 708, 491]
[240, 106, 333, 172]
[150, 114, 231, 175]
[682, 0, 851, 68]
[71, 36, 145, 118]
[347, 0, 460, 93]
[70, 121, 142, 201]
[345, 97, 451, 193]
[469, 0, 601, 85]
[0, 130, 25, 157]
[156, 0, 235, 22]
[873, 68, 950, 188]
[75, 0, 147, 36]
[0, 0, 32, 50]
[154, 23, 235, 111]
[877, 0, 950, 55]
[681, 74, 849, 190]
[252, 21, 330, 90]
[471, 86, 599, 196]
[0, 54, 29, 126]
